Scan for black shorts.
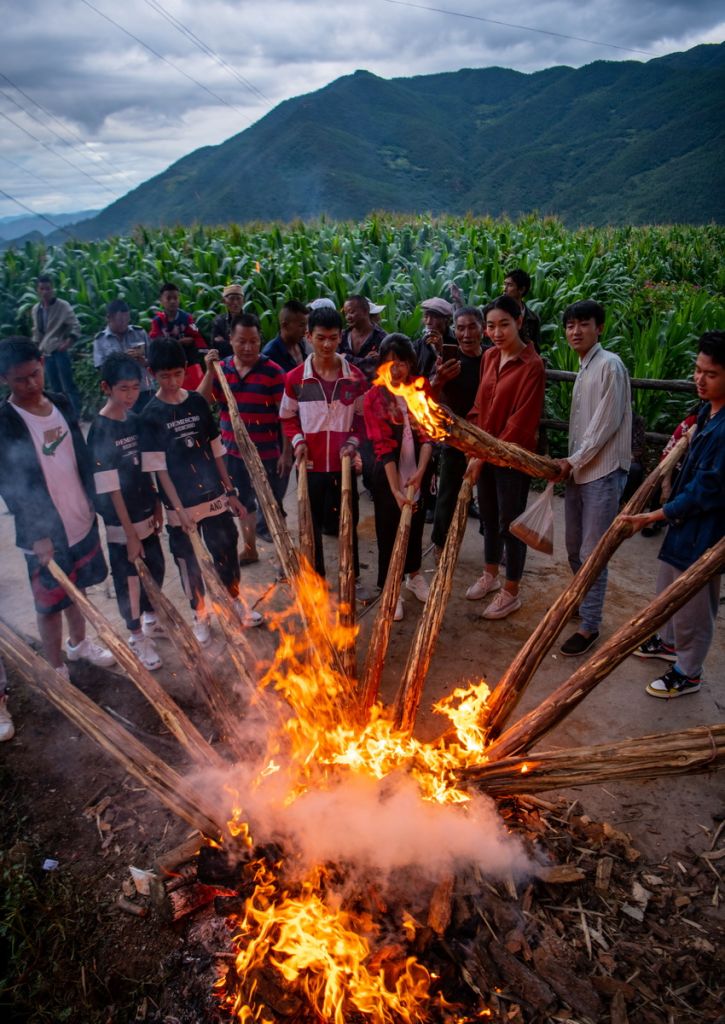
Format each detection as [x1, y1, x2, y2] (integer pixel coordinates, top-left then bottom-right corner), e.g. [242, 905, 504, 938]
[25, 519, 108, 616]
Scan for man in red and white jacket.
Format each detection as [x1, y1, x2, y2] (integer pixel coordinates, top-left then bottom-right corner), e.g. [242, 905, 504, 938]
[280, 305, 369, 594]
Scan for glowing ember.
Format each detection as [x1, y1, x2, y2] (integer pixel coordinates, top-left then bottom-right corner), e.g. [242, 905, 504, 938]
[217, 560, 501, 1022]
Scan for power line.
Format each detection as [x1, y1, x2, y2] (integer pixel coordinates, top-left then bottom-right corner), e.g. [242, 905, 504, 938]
[0, 72, 141, 189]
[0, 87, 123, 198]
[0, 107, 120, 200]
[143, 0, 272, 107]
[383, 0, 656, 56]
[0, 188, 73, 237]
[0, 153, 83, 208]
[77, 0, 255, 125]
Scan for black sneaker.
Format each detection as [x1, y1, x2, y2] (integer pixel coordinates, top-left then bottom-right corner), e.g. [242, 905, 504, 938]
[633, 635, 677, 662]
[646, 667, 700, 699]
[560, 630, 600, 656]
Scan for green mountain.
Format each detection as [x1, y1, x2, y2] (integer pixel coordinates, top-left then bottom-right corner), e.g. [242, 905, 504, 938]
[69, 42, 725, 238]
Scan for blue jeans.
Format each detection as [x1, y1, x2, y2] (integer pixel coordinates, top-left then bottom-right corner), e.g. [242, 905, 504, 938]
[565, 468, 627, 634]
[44, 350, 81, 419]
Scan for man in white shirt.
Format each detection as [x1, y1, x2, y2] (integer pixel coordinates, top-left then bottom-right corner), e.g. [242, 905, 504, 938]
[553, 301, 632, 656]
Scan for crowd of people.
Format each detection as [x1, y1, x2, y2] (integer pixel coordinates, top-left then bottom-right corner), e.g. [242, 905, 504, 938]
[0, 270, 723, 743]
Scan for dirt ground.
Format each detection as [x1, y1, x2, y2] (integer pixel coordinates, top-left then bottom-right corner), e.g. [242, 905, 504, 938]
[1, 477, 723, 1019]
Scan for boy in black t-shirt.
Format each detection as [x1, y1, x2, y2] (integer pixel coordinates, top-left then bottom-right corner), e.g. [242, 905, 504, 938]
[88, 353, 166, 670]
[141, 340, 262, 645]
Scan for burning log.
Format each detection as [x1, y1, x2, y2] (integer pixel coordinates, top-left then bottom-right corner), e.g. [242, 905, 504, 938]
[209, 354, 346, 680]
[358, 484, 416, 715]
[0, 620, 226, 838]
[135, 556, 246, 759]
[482, 531, 725, 762]
[479, 430, 693, 741]
[296, 451, 315, 568]
[338, 453, 357, 681]
[46, 559, 226, 772]
[393, 477, 472, 733]
[460, 723, 725, 796]
[374, 362, 559, 480]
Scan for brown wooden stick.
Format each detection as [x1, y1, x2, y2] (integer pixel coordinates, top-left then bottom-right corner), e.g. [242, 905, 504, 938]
[186, 531, 272, 721]
[482, 531, 725, 762]
[296, 452, 316, 569]
[0, 620, 226, 838]
[210, 356, 346, 679]
[460, 724, 725, 797]
[393, 476, 472, 733]
[478, 430, 693, 742]
[444, 414, 560, 480]
[358, 483, 416, 715]
[46, 559, 226, 771]
[338, 453, 357, 681]
[134, 556, 246, 759]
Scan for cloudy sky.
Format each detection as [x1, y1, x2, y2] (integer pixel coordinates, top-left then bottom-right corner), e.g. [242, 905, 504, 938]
[0, 0, 723, 220]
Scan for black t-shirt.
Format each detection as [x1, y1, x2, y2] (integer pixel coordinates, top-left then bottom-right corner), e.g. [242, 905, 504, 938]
[141, 391, 225, 509]
[440, 348, 486, 419]
[87, 411, 157, 528]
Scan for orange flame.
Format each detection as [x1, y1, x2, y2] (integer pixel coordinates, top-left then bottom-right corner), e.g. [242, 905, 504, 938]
[218, 559, 494, 1020]
[373, 362, 453, 440]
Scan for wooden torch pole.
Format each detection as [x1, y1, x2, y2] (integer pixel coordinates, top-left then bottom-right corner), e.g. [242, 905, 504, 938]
[209, 355, 346, 679]
[338, 453, 357, 681]
[296, 452, 315, 569]
[46, 559, 226, 771]
[478, 430, 693, 742]
[393, 476, 472, 733]
[0, 620, 226, 838]
[134, 556, 246, 759]
[482, 531, 725, 763]
[358, 484, 415, 715]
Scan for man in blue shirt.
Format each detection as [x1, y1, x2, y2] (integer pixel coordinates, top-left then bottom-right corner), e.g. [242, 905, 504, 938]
[262, 300, 309, 374]
[623, 331, 725, 698]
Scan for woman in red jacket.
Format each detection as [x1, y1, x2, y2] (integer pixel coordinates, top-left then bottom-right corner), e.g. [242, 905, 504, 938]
[465, 295, 545, 619]
[364, 335, 434, 621]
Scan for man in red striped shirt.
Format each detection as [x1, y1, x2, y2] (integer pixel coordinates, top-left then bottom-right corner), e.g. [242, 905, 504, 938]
[198, 314, 291, 565]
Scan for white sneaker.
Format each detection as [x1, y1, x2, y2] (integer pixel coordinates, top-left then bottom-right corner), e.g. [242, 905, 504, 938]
[394, 596, 404, 621]
[482, 590, 522, 620]
[466, 572, 502, 601]
[129, 635, 163, 671]
[142, 616, 166, 639]
[0, 695, 15, 741]
[233, 599, 263, 629]
[192, 614, 211, 647]
[54, 665, 70, 682]
[405, 573, 430, 603]
[65, 637, 116, 667]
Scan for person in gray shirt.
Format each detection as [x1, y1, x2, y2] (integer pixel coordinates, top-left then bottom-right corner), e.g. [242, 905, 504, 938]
[93, 300, 155, 412]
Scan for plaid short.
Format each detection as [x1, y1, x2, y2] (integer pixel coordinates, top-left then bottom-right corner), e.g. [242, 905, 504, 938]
[25, 520, 108, 616]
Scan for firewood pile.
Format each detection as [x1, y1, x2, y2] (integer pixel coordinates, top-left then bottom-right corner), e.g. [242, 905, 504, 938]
[142, 796, 724, 1024]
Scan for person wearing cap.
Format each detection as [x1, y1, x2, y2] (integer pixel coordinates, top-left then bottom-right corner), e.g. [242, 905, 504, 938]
[340, 294, 388, 384]
[309, 298, 337, 311]
[368, 299, 385, 327]
[413, 298, 457, 379]
[210, 284, 245, 359]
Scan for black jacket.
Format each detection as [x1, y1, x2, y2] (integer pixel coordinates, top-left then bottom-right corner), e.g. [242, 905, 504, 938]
[0, 392, 95, 551]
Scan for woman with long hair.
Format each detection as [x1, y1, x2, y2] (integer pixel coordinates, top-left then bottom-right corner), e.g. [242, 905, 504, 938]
[363, 334, 434, 621]
[464, 295, 546, 619]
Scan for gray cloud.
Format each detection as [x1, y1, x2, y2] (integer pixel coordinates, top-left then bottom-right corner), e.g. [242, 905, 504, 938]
[0, 0, 722, 218]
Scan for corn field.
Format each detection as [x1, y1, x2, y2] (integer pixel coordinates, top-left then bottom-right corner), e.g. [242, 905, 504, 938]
[1, 213, 723, 431]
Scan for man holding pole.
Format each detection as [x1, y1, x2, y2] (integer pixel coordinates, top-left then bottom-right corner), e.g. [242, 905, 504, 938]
[279, 305, 369, 597]
[553, 300, 631, 656]
[197, 313, 291, 566]
[622, 330, 725, 697]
